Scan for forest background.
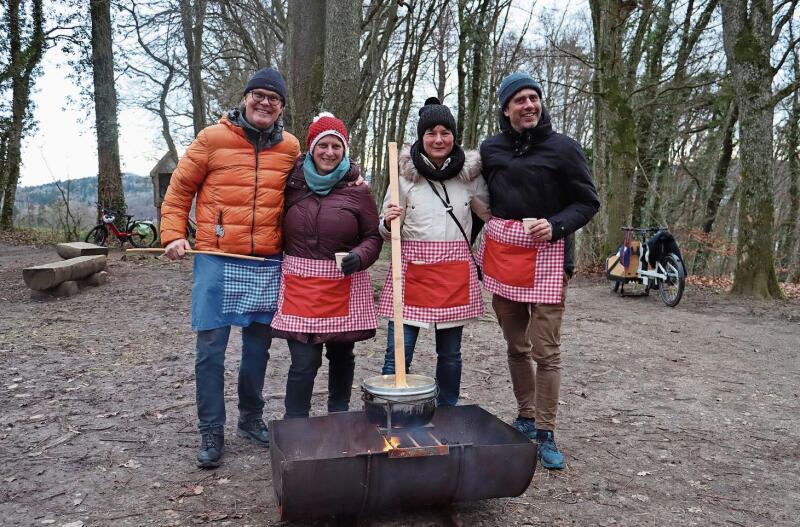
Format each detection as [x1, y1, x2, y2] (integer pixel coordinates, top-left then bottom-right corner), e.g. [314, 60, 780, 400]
[1, 0, 799, 299]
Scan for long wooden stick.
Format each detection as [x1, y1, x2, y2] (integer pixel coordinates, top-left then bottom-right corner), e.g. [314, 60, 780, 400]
[125, 247, 266, 262]
[388, 142, 407, 387]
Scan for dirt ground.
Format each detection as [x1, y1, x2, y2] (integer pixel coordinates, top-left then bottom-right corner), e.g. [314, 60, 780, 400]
[1, 242, 798, 527]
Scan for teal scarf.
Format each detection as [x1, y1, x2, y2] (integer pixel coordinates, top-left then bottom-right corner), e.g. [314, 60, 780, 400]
[303, 153, 350, 196]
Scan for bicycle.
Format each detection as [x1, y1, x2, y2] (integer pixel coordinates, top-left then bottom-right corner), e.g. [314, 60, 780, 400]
[85, 206, 158, 248]
[606, 227, 686, 307]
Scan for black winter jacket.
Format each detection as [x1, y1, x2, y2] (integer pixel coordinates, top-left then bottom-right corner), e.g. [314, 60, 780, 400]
[480, 108, 600, 271]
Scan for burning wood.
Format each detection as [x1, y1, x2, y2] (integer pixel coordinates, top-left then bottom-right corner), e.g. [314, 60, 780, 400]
[382, 435, 401, 451]
[378, 426, 450, 458]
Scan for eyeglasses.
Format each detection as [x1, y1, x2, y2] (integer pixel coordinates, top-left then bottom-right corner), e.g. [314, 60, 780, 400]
[249, 91, 282, 106]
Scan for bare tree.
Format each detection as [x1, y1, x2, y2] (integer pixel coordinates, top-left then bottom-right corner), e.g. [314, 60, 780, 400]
[90, 0, 126, 219]
[721, 0, 799, 298]
[178, 0, 207, 137]
[0, 0, 46, 230]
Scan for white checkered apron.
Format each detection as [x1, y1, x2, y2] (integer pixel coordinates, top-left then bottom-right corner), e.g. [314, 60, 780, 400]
[377, 240, 484, 322]
[478, 217, 565, 304]
[271, 255, 377, 333]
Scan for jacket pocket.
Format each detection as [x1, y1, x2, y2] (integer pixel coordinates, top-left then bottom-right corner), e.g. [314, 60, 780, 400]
[215, 210, 224, 249]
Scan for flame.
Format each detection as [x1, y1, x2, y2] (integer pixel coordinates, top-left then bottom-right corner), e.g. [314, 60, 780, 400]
[382, 436, 401, 452]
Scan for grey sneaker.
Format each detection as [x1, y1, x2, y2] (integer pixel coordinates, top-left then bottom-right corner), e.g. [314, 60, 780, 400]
[196, 432, 224, 468]
[237, 418, 269, 447]
[511, 417, 537, 441]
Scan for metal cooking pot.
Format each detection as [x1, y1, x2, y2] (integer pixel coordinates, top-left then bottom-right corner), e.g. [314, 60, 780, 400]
[361, 374, 437, 428]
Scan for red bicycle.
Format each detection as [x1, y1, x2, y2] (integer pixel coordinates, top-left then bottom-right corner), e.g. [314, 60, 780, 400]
[84, 207, 157, 248]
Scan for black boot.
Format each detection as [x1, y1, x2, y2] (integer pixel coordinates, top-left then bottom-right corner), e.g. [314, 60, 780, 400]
[196, 432, 224, 468]
[237, 418, 270, 447]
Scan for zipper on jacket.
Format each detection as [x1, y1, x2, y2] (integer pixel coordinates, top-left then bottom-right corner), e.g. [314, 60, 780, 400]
[250, 137, 261, 256]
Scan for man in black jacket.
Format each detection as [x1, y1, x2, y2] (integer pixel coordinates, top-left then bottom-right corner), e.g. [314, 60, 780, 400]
[480, 72, 600, 469]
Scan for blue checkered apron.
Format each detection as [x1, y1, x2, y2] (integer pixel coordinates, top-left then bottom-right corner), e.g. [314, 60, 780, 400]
[191, 254, 282, 331]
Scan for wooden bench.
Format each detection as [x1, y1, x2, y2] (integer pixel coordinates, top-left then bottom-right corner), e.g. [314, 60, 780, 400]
[23, 255, 108, 298]
[56, 242, 109, 259]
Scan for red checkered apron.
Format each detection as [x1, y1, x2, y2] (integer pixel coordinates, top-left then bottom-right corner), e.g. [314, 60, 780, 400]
[478, 217, 565, 304]
[271, 255, 377, 333]
[377, 240, 484, 323]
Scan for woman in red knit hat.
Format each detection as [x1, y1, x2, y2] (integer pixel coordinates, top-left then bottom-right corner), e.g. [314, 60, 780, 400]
[271, 112, 382, 418]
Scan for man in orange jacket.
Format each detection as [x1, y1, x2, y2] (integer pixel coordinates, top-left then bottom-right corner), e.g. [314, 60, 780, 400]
[160, 68, 300, 468]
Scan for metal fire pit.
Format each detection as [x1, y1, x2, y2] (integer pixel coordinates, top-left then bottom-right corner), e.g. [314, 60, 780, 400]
[269, 405, 537, 521]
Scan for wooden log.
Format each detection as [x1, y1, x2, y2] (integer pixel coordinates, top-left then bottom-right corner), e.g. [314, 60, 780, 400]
[56, 242, 109, 259]
[30, 281, 80, 300]
[23, 255, 107, 291]
[78, 270, 109, 288]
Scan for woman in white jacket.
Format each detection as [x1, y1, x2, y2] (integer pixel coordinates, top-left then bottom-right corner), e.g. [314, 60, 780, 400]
[378, 97, 491, 406]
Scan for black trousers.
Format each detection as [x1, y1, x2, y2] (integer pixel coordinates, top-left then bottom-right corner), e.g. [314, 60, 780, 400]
[284, 340, 356, 418]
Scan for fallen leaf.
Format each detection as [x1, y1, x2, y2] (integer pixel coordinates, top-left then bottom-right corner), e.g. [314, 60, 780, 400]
[193, 485, 204, 495]
[121, 459, 142, 469]
[636, 471, 651, 476]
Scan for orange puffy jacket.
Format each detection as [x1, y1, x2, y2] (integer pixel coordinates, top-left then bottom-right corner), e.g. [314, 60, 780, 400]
[160, 113, 300, 256]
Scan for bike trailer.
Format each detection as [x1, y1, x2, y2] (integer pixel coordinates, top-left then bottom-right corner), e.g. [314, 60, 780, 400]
[607, 241, 640, 280]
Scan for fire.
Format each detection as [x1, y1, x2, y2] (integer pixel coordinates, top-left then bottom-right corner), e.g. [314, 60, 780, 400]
[382, 436, 401, 452]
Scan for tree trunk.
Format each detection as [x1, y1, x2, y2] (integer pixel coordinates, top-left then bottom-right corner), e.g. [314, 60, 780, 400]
[721, 0, 782, 299]
[0, 0, 45, 231]
[591, 0, 638, 251]
[286, 0, 326, 145]
[779, 53, 799, 281]
[179, 0, 208, 137]
[90, 0, 126, 220]
[322, 0, 361, 127]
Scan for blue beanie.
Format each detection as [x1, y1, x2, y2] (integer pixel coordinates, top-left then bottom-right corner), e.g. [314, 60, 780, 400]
[497, 72, 542, 109]
[244, 67, 287, 101]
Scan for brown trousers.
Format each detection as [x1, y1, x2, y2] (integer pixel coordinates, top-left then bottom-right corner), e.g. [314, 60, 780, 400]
[491, 273, 568, 431]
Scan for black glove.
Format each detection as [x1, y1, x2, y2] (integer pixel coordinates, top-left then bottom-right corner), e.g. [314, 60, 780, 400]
[340, 252, 361, 276]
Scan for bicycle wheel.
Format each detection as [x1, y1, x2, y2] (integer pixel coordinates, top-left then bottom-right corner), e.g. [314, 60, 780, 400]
[129, 222, 158, 248]
[658, 253, 685, 307]
[85, 225, 107, 246]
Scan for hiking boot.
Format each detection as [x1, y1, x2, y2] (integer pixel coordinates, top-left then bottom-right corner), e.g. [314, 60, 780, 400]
[237, 418, 270, 447]
[511, 417, 537, 441]
[196, 432, 224, 469]
[537, 430, 565, 470]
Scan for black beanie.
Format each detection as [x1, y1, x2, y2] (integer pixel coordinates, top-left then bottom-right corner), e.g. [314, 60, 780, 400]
[243, 67, 287, 102]
[417, 97, 457, 141]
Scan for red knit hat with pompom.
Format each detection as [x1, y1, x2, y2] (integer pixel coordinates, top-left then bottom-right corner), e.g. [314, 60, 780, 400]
[306, 112, 349, 156]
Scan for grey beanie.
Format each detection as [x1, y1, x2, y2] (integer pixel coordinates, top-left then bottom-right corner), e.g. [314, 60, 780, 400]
[497, 72, 543, 109]
[417, 97, 457, 141]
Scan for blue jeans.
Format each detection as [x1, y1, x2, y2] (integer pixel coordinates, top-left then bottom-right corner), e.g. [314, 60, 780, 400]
[195, 322, 271, 433]
[381, 322, 463, 406]
[284, 341, 356, 418]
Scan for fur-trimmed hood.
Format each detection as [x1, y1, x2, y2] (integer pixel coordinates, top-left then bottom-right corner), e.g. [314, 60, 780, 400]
[398, 145, 481, 184]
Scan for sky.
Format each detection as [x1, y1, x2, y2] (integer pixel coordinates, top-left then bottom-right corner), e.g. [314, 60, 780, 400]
[19, 50, 162, 187]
